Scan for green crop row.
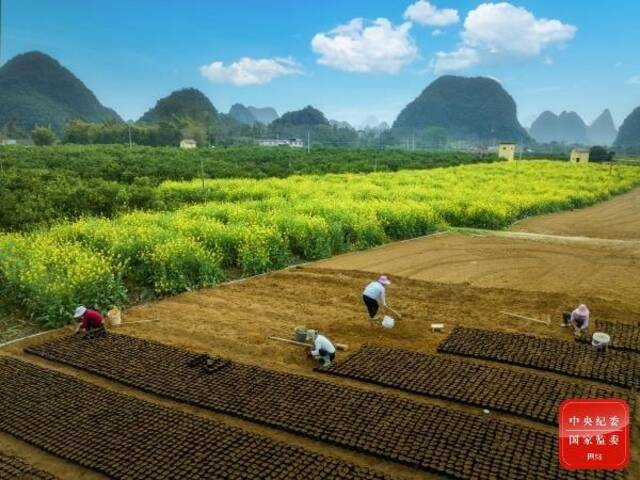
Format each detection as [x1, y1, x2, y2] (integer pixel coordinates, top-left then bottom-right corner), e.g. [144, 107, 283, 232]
[1, 161, 638, 326]
[0, 145, 497, 232]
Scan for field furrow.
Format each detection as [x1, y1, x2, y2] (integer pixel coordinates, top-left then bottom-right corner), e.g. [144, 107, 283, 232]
[0, 450, 59, 480]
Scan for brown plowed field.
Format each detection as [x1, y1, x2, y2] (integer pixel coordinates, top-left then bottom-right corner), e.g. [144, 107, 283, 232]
[1, 187, 639, 479]
[315, 235, 639, 308]
[513, 187, 640, 240]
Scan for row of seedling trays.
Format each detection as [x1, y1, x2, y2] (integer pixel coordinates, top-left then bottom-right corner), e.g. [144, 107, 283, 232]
[0, 357, 390, 480]
[25, 333, 623, 480]
[319, 344, 632, 425]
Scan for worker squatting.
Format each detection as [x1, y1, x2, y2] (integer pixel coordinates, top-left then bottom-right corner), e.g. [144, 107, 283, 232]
[71, 275, 592, 369]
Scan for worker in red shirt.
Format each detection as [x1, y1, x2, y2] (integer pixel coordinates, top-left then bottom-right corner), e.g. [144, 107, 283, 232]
[74, 306, 106, 338]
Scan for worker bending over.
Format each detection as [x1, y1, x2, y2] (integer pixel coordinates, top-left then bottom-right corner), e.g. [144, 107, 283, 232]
[309, 331, 336, 367]
[362, 275, 391, 322]
[570, 304, 590, 337]
[74, 305, 107, 339]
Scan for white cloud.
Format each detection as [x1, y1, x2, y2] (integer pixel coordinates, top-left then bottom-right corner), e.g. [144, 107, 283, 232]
[432, 29, 444, 36]
[433, 47, 481, 72]
[404, 1, 459, 27]
[628, 75, 640, 85]
[311, 18, 418, 74]
[434, 2, 576, 73]
[199, 57, 301, 86]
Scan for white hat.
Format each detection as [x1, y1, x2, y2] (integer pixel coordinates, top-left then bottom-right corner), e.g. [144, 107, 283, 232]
[74, 306, 87, 318]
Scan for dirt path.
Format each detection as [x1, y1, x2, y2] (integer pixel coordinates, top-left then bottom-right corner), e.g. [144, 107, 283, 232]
[512, 187, 640, 240]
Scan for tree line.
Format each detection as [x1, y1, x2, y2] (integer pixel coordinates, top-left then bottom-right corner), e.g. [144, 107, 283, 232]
[0, 145, 497, 232]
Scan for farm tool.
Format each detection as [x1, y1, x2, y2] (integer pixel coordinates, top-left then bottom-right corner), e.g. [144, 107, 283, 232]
[267, 336, 348, 351]
[501, 310, 551, 325]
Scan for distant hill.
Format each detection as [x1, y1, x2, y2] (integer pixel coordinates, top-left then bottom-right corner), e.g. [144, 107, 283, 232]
[392, 76, 529, 143]
[529, 110, 588, 144]
[247, 106, 278, 125]
[614, 107, 640, 151]
[529, 111, 559, 143]
[228, 104, 279, 125]
[229, 103, 256, 125]
[330, 119, 353, 129]
[271, 106, 330, 127]
[587, 109, 617, 145]
[0, 51, 121, 135]
[139, 88, 217, 125]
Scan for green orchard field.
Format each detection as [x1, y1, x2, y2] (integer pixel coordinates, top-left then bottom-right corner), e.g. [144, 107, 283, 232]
[1, 161, 639, 326]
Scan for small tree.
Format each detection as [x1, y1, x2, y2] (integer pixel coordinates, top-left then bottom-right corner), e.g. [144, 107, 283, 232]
[31, 126, 56, 146]
[589, 145, 614, 163]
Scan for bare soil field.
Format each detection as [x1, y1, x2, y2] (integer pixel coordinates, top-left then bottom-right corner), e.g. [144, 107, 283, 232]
[316, 232, 640, 308]
[513, 187, 640, 240]
[1, 187, 639, 479]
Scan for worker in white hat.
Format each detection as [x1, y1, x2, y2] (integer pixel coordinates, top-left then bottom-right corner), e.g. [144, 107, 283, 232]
[74, 305, 106, 338]
[308, 331, 336, 367]
[570, 304, 590, 337]
[362, 275, 392, 322]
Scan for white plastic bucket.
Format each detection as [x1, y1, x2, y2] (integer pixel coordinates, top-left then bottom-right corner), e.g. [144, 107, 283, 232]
[381, 315, 395, 329]
[592, 332, 610, 352]
[107, 307, 121, 327]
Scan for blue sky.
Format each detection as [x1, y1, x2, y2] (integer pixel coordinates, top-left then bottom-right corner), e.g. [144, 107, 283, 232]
[3, 0, 639, 127]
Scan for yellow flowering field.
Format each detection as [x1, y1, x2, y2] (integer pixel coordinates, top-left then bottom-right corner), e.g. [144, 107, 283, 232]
[1, 161, 639, 326]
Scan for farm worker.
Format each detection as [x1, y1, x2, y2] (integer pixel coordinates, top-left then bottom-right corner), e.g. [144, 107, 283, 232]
[362, 275, 391, 321]
[74, 306, 106, 338]
[570, 304, 590, 335]
[308, 331, 336, 367]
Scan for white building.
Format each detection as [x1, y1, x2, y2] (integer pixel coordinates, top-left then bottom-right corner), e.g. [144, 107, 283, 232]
[570, 148, 590, 164]
[257, 138, 304, 148]
[498, 142, 516, 161]
[1, 139, 17, 146]
[180, 139, 197, 149]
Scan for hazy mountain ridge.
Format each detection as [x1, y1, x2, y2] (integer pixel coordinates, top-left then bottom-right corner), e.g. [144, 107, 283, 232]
[615, 106, 640, 151]
[228, 104, 279, 125]
[529, 109, 617, 145]
[587, 109, 617, 145]
[247, 106, 278, 124]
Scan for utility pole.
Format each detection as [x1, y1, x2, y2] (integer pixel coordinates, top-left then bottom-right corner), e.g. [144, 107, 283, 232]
[0, 0, 5, 164]
[199, 155, 206, 201]
[307, 130, 310, 153]
[128, 121, 133, 148]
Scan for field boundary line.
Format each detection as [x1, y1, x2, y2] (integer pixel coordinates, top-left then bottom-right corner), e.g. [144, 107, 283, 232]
[450, 227, 640, 247]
